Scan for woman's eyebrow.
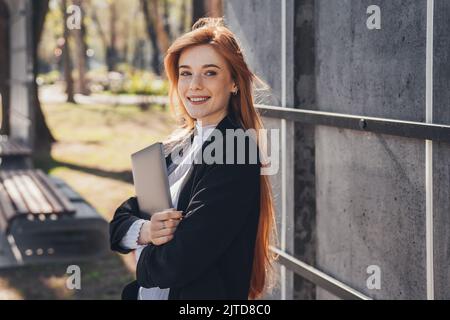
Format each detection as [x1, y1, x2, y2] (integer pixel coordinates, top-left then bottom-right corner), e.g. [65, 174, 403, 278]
[179, 64, 221, 69]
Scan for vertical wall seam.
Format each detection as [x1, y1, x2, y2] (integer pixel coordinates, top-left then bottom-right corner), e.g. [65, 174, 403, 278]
[426, 0, 434, 300]
[280, 0, 287, 300]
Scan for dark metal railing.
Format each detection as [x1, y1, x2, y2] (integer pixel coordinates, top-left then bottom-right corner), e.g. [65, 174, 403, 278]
[255, 103, 437, 300]
[256, 104, 450, 143]
[270, 246, 371, 300]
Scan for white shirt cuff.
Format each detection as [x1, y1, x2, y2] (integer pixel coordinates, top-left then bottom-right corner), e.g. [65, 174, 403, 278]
[120, 219, 146, 249]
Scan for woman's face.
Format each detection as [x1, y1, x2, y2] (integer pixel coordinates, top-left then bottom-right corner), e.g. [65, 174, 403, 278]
[177, 44, 237, 126]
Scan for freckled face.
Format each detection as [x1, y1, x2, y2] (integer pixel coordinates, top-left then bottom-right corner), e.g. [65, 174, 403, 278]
[177, 44, 237, 126]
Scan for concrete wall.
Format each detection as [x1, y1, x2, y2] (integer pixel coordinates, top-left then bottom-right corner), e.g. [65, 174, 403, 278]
[227, 0, 450, 300]
[293, 0, 317, 300]
[314, 0, 429, 299]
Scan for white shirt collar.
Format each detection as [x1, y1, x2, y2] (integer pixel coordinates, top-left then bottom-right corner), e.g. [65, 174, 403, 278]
[194, 121, 218, 139]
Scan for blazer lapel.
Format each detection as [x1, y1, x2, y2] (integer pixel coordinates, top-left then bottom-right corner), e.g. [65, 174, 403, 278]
[165, 131, 196, 176]
[175, 114, 239, 213]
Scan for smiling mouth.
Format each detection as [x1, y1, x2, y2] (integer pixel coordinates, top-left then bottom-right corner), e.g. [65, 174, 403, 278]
[188, 96, 211, 104]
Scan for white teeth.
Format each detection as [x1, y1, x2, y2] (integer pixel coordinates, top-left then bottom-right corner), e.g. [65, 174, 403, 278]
[189, 97, 209, 102]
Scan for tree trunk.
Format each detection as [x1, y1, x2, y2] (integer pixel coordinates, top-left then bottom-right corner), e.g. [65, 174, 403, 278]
[141, 0, 161, 75]
[0, 0, 10, 135]
[31, 0, 56, 156]
[205, 0, 223, 17]
[122, 18, 129, 65]
[162, 0, 172, 41]
[179, 0, 188, 34]
[90, 7, 116, 72]
[132, 39, 146, 70]
[62, 0, 75, 103]
[73, 0, 89, 95]
[192, 0, 206, 26]
[150, 0, 170, 57]
[107, 1, 118, 71]
[90, 9, 107, 59]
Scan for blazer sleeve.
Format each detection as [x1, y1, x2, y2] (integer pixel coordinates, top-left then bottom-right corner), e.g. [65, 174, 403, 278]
[109, 196, 143, 254]
[136, 161, 260, 289]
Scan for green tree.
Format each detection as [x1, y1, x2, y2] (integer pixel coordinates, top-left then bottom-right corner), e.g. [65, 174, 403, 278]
[62, 0, 75, 102]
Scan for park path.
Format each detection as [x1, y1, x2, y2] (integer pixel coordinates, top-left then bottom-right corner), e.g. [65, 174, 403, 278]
[39, 84, 169, 106]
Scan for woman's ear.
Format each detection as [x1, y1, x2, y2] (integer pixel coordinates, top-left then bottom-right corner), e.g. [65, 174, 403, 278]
[231, 83, 238, 94]
[230, 78, 237, 90]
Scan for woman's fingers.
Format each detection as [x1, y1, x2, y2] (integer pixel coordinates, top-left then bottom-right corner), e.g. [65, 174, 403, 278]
[165, 219, 181, 228]
[150, 218, 180, 231]
[153, 227, 177, 238]
[147, 209, 182, 246]
[152, 209, 183, 222]
[152, 235, 174, 245]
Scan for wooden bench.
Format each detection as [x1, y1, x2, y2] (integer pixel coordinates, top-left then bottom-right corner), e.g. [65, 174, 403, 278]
[0, 136, 32, 157]
[0, 149, 108, 266]
[0, 136, 32, 170]
[0, 169, 75, 233]
[0, 170, 108, 267]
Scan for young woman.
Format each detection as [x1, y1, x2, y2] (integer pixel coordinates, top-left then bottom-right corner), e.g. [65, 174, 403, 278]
[109, 17, 277, 300]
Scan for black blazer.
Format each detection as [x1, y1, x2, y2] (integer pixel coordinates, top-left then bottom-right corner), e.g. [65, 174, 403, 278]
[109, 114, 261, 300]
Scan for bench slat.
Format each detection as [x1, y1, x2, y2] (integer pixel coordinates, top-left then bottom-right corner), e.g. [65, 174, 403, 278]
[0, 171, 29, 214]
[0, 184, 15, 232]
[36, 170, 76, 214]
[0, 183, 16, 221]
[0, 169, 76, 227]
[5, 170, 41, 214]
[17, 170, 53, 214]
[27, 170, 64, 213]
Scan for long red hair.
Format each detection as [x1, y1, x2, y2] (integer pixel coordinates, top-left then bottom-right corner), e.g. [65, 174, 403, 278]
[162, 17, 278, 299]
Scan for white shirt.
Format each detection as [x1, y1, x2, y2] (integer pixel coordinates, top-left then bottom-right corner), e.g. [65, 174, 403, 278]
[120, 121, 217, 300]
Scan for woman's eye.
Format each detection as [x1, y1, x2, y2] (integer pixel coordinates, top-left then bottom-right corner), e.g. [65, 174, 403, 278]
[179, 71, 216, 76]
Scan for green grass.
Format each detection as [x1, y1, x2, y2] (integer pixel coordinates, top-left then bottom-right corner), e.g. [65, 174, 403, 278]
[41, 101, 177, 217]
[44, 102, 173, 169]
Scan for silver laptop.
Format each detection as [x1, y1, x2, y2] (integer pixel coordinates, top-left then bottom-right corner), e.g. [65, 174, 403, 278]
[131, 142, 173, 218]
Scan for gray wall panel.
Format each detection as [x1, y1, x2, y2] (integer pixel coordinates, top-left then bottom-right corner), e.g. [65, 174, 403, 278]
[316, 0, 426, 122]
[316, 127, 426, 299]
[315, 0, 428, 299]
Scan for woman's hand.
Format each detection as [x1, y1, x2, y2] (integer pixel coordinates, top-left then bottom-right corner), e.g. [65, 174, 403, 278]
[138, 209, 183, 246]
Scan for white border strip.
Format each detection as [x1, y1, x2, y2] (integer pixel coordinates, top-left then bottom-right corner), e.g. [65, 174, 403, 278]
[280, 0, 287, 300]
[425, 0, 434, 300]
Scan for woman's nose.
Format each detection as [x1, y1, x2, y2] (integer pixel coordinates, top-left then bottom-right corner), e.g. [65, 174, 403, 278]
[189, 74, 203, 90]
